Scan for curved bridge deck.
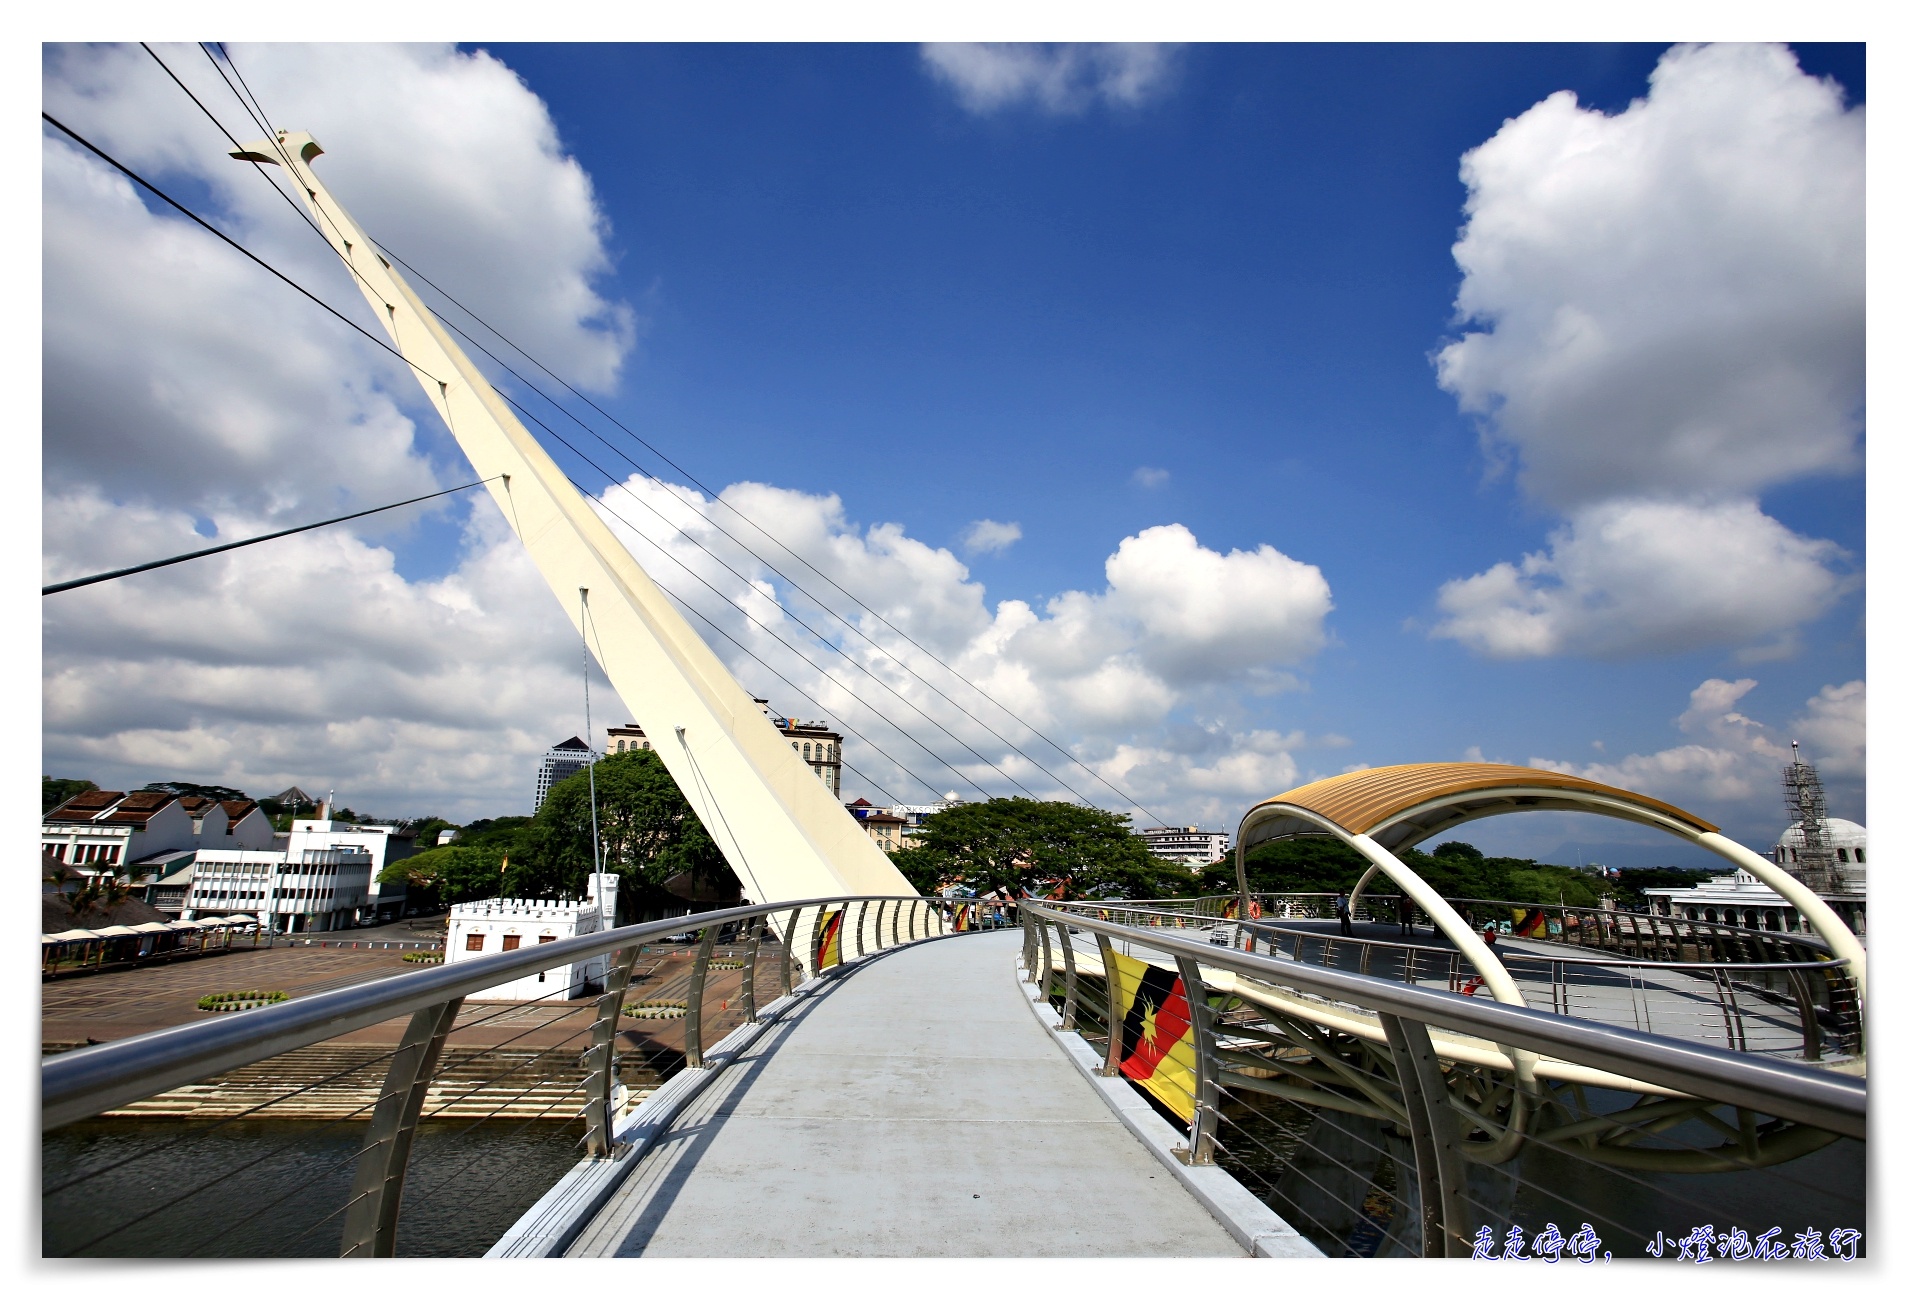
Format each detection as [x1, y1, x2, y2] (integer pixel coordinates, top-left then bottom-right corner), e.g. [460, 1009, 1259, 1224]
[564, 932, 1245, 1257]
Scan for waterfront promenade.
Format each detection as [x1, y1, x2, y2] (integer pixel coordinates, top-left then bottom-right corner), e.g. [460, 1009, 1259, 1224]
[565, 931, 1248, 1257]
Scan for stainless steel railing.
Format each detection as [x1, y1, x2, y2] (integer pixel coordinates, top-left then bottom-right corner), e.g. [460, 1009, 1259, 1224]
[1018, 900, 1865, 1259]
[42, 892, 995, 1257]
[1055, 899, 1860, 1061]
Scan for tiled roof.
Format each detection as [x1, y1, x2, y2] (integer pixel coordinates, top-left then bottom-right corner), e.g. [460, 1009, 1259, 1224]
[45, 789, 180, 828]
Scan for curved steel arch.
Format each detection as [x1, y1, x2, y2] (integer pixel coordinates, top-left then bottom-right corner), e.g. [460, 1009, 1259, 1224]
[1232, 763, 1865, 1005]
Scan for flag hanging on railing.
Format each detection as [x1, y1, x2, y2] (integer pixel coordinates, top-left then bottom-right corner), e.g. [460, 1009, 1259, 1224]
[951, 903, 969, 932]
[1220, 898, 1239, 920]
[817, 907, 845, 969]
[1106, 950, 1198, 1124]
[1513, 908, 1546, 938]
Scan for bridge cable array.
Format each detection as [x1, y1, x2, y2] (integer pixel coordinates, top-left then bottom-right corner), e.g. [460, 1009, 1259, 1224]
[143, 40, 1171, 826]
[50, 89, 970, 808]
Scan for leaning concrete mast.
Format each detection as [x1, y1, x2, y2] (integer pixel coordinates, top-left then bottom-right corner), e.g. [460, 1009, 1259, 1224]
[234, 131, 911, 903]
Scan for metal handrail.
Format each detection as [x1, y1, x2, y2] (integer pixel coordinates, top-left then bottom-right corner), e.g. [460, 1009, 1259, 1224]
[1063, 900, 1845, 973]
[1101, 891, 1838, 955]
[41, 893, 931, 1131]
[1022, 900, 1865, 1140]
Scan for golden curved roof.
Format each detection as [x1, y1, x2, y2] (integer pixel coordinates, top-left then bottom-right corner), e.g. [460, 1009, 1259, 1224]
[1242, 762, 1716, 847]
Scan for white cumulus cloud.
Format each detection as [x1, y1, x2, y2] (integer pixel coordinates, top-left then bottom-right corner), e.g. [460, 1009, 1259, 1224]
[1431, 498, 1849, 659]
[959, 519, 1022, 556]
[1430, 43, 1863, 659]
[1529, 676, 1864, 825]
[921, 44, 1180, 115]
[42, 43, 636, 819]
[586, 479, 1334, 811]
[40, 42, 1335, 829]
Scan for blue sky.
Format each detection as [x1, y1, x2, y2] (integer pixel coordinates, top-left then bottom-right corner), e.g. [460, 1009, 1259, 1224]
[41, 42, 1865, 865]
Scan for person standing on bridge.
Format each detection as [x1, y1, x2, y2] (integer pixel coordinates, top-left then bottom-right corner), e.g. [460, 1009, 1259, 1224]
[1334, 892, 1352, 937]
[1399, 897, 1416, 938]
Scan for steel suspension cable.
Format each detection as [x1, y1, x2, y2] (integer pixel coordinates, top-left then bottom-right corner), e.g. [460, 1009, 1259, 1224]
[196, 37, 1150, 820]
[121, 55, 1008, 807]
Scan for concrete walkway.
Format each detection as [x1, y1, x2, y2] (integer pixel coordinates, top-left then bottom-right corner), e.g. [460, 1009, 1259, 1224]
[566, 931, 1245, 1257]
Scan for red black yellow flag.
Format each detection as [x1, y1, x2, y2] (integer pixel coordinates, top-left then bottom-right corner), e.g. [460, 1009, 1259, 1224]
[1220, 898, 1239, 920]
[816, 907, 845, 969]
[1106, 949, 1199, 1124]
[1512, 908, 1546, 938]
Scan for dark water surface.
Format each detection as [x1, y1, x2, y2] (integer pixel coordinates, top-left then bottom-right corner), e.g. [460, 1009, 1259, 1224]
[44, 1117, 585, 1257]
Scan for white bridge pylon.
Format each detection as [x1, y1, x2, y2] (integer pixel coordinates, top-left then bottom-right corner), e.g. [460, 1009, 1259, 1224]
[236, 131, 912, 905]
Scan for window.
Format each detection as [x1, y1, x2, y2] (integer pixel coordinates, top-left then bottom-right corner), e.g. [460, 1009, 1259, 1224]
[502, 934, 522, 951]
[1856, 848, 1866, 863]
[1836, 848, 1849, 863]
[538, 935, 556, 944]
[465, 933, 485, 952]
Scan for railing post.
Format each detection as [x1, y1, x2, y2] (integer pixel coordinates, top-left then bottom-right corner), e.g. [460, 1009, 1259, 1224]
[582, 945, 642, 1157]
[809, 906, 826, 981]
[780, 906, 801, 995]
[910, 899, 921, 942]
[1377, 1012, 1472, 1257]
[856, 898, 870, 960]
[1788, 967, 1822, 1060]
[1096, 933, 1125, 1076]
[339, 996, 463, 1257]
[1170, 954, 1219, 1165]
[683, 924, 718, 1068]
[1055, 917, 1079, 1030]
[741, 915, 762, 1023]
[1022, 906, 1038, 979]
[873, 900, 887, 952]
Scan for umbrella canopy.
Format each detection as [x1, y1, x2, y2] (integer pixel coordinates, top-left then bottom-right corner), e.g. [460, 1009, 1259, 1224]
[92, 925, 142, 938]
[48, 929, 100, 942]
[167, 919, 207, 930]
[129, 922, 174, 934]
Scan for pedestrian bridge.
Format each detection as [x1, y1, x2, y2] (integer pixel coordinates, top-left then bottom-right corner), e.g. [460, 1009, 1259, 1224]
[537, 931, 1268, 1257]
[41, 890, 1865, 1259]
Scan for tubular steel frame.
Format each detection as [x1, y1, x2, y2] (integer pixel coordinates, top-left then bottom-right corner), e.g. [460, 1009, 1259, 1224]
[41, 893, 988, 1258]
[1019, 901, 1864, 1259]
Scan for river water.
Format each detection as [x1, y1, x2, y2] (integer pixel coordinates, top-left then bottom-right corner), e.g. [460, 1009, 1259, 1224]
[44, 1117, 585, 1257]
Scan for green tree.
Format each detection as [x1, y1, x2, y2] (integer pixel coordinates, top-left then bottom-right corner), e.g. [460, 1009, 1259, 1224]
[903, 797, 1196, 899]
[381, 844, 516, 908]
[521, 749, 730, 908]
[380, 817, 537, 908]
[140, 780, 249, 802]
[70, 870, 133, 920]
[43, 776, 97, 814]
[1226, 836, 1616, 908]
[406, 816, 456, 854]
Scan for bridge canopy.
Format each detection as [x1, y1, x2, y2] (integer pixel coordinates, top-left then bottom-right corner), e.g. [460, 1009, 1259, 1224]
[1237, 762, 1719, 854]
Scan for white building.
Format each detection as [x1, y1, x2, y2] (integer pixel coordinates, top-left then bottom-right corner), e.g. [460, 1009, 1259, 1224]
[281, 816, 418, 923]
[185, 845, 374, 933]
[177, 797, 277, 851]
[43, 790, 198, 868]
[445, 873, 620, 1000]
[878, 795, 963, 842]
[1645, 819, 1868, 937]
[1141, 825, 1231, 866]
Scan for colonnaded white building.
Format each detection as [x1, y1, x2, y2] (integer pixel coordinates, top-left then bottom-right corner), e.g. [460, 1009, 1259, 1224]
[1645, 818, 1868, 937]
[445, 873, 620, 1000]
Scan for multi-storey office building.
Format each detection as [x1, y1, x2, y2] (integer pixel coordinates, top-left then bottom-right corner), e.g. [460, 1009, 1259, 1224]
[609, 697, 843, 797]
